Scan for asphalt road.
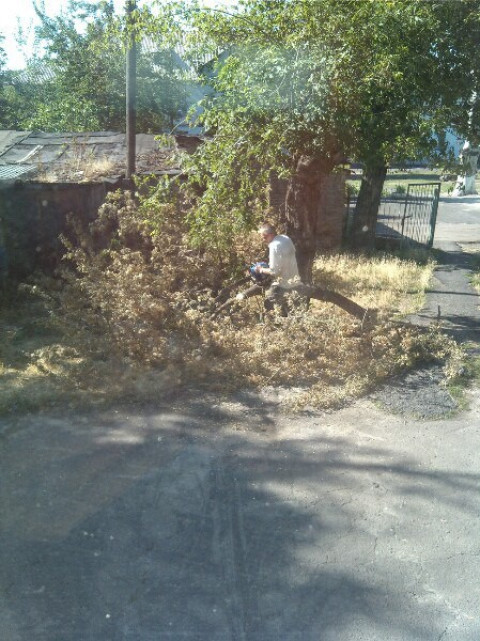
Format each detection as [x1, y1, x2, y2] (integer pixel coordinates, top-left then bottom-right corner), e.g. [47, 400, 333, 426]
[1, 195, 480, 641]
[1, 391, 480, 641]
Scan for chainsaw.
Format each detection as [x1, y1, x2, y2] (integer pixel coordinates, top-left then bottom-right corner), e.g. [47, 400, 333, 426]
[247, 262, 272, 285]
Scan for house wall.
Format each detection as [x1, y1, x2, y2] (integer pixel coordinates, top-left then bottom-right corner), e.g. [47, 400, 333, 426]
[0, 181, 114, 280]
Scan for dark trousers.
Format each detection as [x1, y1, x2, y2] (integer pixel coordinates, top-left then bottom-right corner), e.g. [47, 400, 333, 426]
[264, 284, 309, 317]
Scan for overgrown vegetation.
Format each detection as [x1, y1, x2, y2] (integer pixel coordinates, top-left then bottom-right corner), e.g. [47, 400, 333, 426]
[0, 1, 478, 419]
[0, 190, 462, 417]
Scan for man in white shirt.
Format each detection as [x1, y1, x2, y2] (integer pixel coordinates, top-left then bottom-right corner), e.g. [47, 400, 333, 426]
[256, 223, 302, 315]
[256, 223, 300, 287]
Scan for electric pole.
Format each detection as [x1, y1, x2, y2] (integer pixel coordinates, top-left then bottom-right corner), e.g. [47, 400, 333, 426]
[126, 0, 137, 181]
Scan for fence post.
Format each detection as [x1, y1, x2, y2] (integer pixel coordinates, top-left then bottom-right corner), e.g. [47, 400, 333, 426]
[428, 186, 441, 248]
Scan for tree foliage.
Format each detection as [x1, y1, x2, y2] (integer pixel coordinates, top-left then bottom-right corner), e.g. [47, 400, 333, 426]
[147, 0, 354, 262]
[1, 0, 196, 133]
[2, 0, 479, 257]
[0, 35, 7, 128]
[144, 0, 480, 257]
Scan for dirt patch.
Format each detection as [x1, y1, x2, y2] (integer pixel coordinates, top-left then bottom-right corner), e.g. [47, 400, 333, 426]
[370, 364, 458, 419]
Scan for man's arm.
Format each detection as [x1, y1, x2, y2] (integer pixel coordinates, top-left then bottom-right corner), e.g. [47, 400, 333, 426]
[255, 263, 274, 276]
[256, 241, 280, 276]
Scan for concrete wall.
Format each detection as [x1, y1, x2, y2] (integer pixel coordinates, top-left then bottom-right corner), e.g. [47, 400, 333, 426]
[0, 181, 114, 280]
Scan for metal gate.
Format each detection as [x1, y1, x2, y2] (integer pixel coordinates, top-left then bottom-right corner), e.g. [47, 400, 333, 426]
[375, 182, 441, 248]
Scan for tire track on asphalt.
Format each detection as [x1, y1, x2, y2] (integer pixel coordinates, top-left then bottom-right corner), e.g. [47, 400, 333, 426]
[211, 457, 260, 641]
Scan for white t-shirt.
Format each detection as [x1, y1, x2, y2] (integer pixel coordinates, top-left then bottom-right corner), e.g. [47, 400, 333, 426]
[268, 234, 300, 286]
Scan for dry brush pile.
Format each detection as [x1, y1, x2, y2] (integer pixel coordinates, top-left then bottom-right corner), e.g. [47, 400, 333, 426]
[0, 190, 462, 414]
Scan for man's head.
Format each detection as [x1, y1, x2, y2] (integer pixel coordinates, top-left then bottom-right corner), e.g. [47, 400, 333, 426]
[259, 223, 276, 244]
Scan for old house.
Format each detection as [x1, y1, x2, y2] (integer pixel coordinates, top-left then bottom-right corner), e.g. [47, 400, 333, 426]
[0, 130, 201, 280]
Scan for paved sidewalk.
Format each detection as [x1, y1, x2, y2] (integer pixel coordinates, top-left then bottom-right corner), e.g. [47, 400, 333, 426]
[406, 195, 480, 343]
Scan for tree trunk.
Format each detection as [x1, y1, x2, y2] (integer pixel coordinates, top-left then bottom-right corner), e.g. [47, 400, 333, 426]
[283, 155, 329, 283]
[352, 163, 387, 249]
[452, 141, 479, 196]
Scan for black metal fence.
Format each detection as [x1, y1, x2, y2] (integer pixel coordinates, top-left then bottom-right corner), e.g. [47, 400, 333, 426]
[347, 182, 441, 249]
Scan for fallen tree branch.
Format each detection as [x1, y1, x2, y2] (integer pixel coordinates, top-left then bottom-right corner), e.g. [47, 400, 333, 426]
[210, 281, 375, 327]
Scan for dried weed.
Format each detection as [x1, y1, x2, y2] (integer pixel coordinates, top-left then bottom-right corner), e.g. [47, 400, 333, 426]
[0, 191, 460, 415]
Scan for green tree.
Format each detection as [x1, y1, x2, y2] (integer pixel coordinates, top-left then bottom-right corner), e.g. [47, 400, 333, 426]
[0, 35, 6, 127]
[158, 0, 356, 280]
[349, 0, 480, 245]
[149, 0, 480, 272]
[0, 34, 5, 71]
[25, 0, 122, 130]
[438, 1, 480, 196]
[2, 0, 195, 133]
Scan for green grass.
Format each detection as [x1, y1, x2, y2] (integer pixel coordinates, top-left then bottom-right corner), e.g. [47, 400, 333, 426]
[348, 168, 480, 196]
[446, 345, 480, 410]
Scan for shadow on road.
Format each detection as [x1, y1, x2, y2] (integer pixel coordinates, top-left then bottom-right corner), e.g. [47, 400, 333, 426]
[1, 397, 479, 640]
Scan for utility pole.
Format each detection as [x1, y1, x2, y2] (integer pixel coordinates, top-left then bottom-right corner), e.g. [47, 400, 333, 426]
[126, 0, 137, 182]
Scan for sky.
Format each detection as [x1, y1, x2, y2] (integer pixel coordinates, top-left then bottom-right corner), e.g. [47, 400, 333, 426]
[1, 0, 233, 70]
[2, 0, 124, 69]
